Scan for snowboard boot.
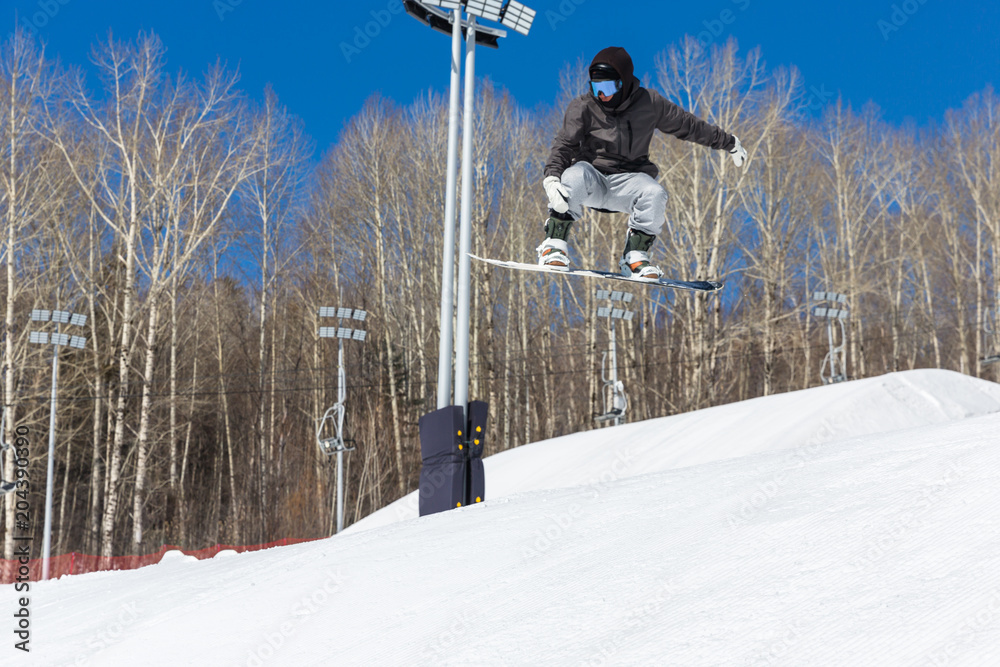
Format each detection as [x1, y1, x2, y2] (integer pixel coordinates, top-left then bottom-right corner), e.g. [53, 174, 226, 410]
[536, 210, 574, 270]
[619, 229, 664, 281]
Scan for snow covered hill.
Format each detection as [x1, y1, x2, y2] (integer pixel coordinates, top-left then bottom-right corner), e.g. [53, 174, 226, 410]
[13, 369, 1000, 666]
[348, 369, 1000, 533]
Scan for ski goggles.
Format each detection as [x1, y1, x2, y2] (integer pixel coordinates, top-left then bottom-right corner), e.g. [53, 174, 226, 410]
[590, 79, 621, 98]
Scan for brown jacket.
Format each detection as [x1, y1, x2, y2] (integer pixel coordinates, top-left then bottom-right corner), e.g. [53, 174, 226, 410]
[544, 87, 737, 179]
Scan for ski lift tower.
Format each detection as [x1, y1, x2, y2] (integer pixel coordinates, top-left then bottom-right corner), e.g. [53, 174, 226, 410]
[981, 309, 1000, 369]
[316, 307, 367, 535]
[406, 0, 537, 517]
[29, 306, 88, 580]
[811, 292, 849, 384]
[594, 290, 634, 426]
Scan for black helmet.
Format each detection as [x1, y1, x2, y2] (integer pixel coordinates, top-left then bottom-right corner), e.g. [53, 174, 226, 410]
[589, 48, 635, 108]
[589, 62, 620, 82]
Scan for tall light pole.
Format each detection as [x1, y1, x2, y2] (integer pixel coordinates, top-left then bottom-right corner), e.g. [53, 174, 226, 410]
[29, 307, 87, 580]
[436, 1, 462, 410]
[405, 0, 536, 516]
[404, 0, 531, 411]
[316, 307, 367, 534]
[595, 290, 634, 426]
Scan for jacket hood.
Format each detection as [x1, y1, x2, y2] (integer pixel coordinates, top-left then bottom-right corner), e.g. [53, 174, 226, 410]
[589, 46, 640, 109]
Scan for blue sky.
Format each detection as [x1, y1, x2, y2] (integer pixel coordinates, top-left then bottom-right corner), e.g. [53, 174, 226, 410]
[8, 0, 999, 155]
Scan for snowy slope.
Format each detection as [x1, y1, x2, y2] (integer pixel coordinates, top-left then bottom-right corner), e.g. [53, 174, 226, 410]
[348, 369, 1000, 533]
[13, 369, 1000, 666]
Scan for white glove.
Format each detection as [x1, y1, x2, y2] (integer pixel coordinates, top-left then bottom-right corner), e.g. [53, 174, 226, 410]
[543, 175, 570, 214]
[729, 136, 747, 168]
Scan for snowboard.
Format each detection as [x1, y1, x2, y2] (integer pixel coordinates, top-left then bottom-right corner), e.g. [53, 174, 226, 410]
[469, 255, 724, 293]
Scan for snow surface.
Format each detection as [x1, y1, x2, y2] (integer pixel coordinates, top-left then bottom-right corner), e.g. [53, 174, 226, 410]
[11, 368, 1000, 666]
[348, 369, 1000, 533]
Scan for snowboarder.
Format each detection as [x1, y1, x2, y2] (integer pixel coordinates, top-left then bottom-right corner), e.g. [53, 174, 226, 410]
[538, 46, 748, 280]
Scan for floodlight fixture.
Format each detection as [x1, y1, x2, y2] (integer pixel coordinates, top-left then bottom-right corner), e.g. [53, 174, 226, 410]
[465, 0, 503, 21]
[982, 354, 1000, 366]
[611, 308, 625, 320]
[501, 0, 536, 35]
[317, 308, 369, 344]
[610, 291, 623, 301]
[403, 0, 506, 46]
[595, 289, 611, 300]
[623, 311, 634, 322]
[31, 309, 50, 322]
[813, 291, 848, 304]
[422, 0, 463, 8]
[51, 333, 69, 347]
[812, 306, 849, 320]
[597, 307, 611, 318]
[30, 331, 49, 345]
[69, 336, 87, 350]
[70, 313, 87, 327]
[51, 310, 70, 324]
[413, 3, 457, 38]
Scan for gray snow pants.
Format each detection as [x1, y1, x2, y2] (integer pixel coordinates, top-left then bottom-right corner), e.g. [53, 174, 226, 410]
[559, 161, 668, 236]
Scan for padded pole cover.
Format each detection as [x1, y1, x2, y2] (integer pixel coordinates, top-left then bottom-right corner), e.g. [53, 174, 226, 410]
[418, 402, 488, 516]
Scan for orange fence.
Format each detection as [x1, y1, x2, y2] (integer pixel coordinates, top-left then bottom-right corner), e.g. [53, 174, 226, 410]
[0, 537, 321, 584]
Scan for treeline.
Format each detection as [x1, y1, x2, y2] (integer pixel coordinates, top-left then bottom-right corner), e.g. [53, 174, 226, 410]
[1, 29, 998, 562]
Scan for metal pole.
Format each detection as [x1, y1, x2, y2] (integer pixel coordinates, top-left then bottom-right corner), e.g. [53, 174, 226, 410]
[610, 318, 620, 426]
[827, 319, 837, 382]
[41, 332, 59, 580]
[336, 338, 346, 534]
[436, 8, 463, 409]
[454, 15, 476, 420]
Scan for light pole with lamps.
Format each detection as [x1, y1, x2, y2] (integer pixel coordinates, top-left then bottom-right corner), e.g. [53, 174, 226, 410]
[405, 0, 537, 517]
[29, 306, 87, 580]
[316, 307, 367, 534]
